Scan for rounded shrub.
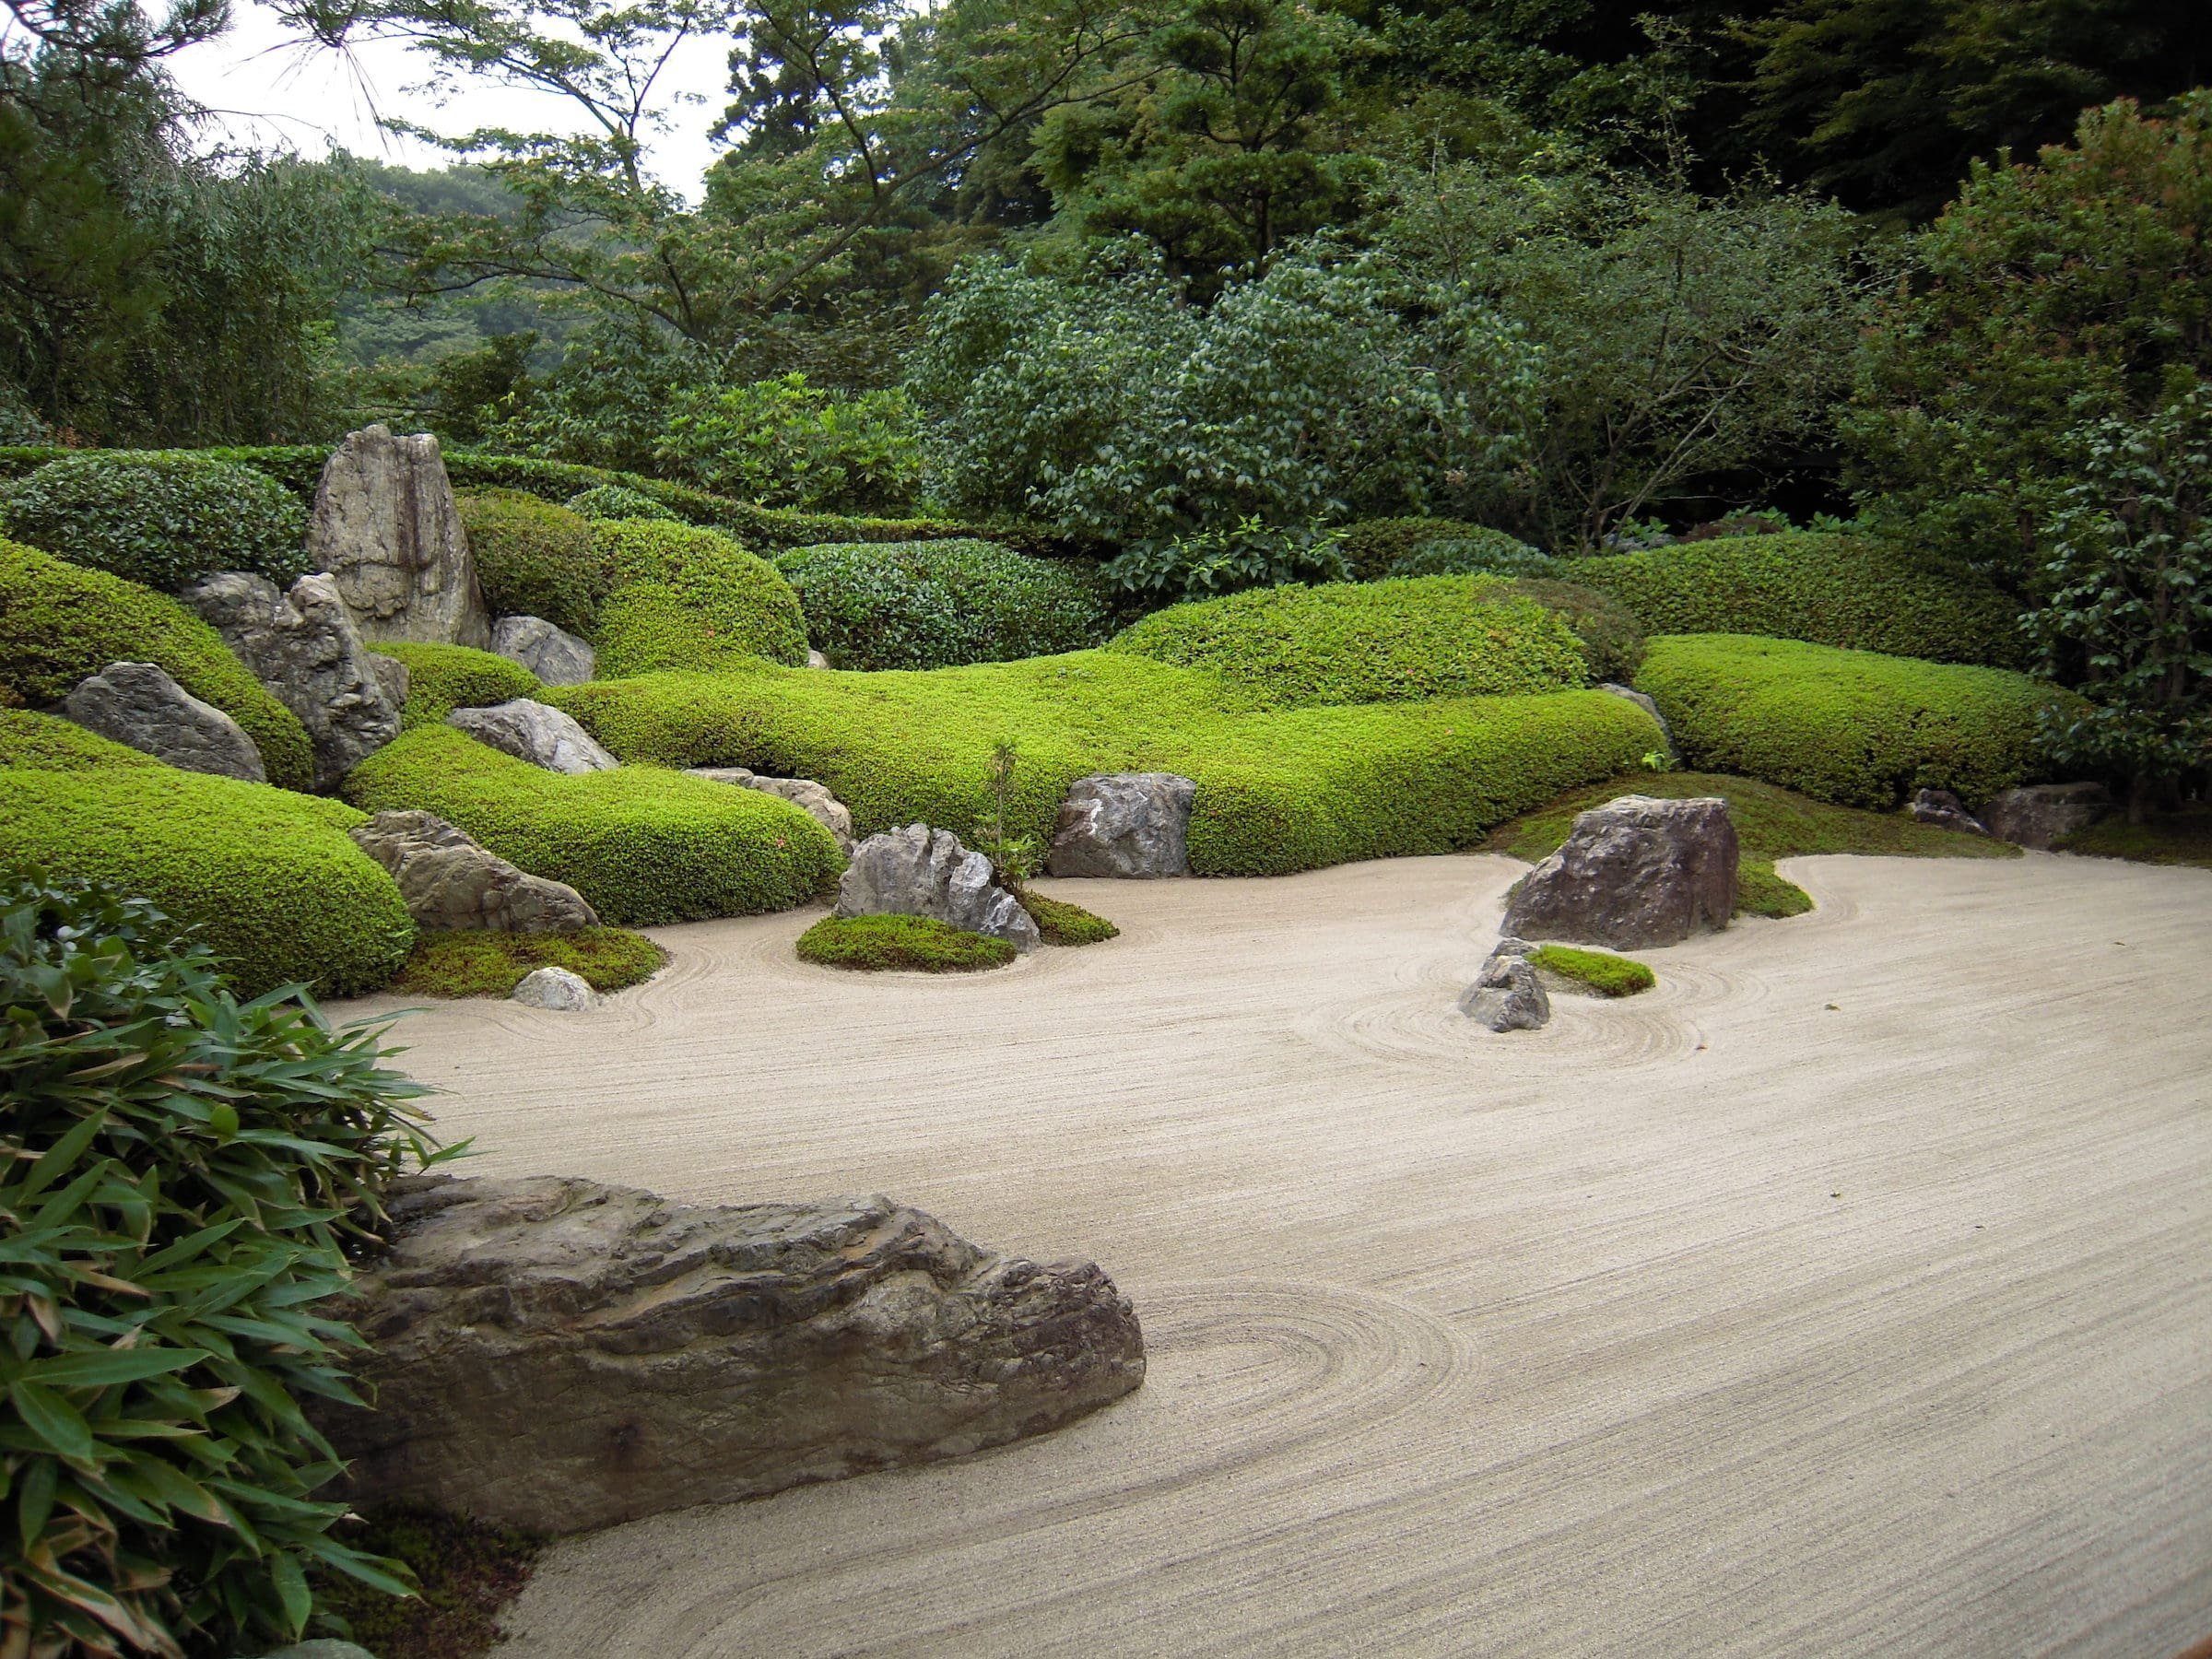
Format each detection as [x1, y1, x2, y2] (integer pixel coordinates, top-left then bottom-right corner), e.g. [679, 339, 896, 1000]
[371, 641, 542, 730]
[1104, 575, 1590, 707]
[1636, 634, 2077, 808]
[1340, 518, 1547, 581]
[594, 519, 809, 673]
[566, 483, 680, 523]
[344, 725, 842, 924]
[774, 538, 1113, 670]
[454, 488, 602, 637]
[0, 452, 308, 591]
[0, 539, 314, 789]
[1498, 579, 1646, 682]
[795, 913, 1017, 971]
[0, 712, 415, 994]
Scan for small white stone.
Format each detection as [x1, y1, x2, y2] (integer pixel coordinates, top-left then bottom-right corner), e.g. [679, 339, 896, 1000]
[511, 965, 598, 1011]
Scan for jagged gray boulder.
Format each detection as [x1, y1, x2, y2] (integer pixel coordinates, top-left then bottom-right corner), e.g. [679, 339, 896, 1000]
[319, 1175, 1146, 1533]
[62, 662, 265, 782]
[367, 650, 411, 714]
[308, 424, 491, 648]
[1046, 773, 1198, 878]
[1981, 782, 2113, 849]
[1502, 794, 1737, 950]
[492, 615, 595, 687]
[510, 966, 597, 1011]
[1597, 682, 1675, 758]
[1459, 948, 1550, 1031]
[348, 810, 598, 934]
[184, 571, 401, 791]
[688, 767, 854, 852]
[447, 699, 618, 774]
[838, 824, 1041, 951]
[1910, 788, 1988, 836]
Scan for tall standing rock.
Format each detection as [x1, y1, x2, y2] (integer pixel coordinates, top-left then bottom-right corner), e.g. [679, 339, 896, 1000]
[838, 824, 1041, 951]
[307, 426, 492, 649]
[1502, 794, 1737, 950]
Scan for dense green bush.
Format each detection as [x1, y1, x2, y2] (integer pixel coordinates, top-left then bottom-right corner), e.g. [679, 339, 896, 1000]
[1340, 519, 1556, 581]
[795, 913, 1017, 972]
[454, 489, 603, 638]
[1495, 580, 1645, 682]
[371, 641, 543, 730]
[565, 483, 679, 523]
[547, 653, 1661, 877]
[0, 875, 433, 1656]
[594, 518, 809, 673]
[0, 540, 314, 789]
[0, 712, 415, 994]
[1576, 532, 2025, 667]
[0, 451, 308, 591]
[1106, 576, 1589, 707]
[776, 538, 1113, 670]
[388, 926, 665, 997]
[1102, 519, 1350, 604]
[1635, 635, 2074, 808]
[344, 726, 841, 924]
[655, 373, 923, 514]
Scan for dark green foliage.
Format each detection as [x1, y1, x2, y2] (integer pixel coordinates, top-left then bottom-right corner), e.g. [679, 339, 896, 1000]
[0, 539, 315, 789]
[1103, 519, 1351, 604]
[2057, 803, 2212, 869]
[565, 484, 679, 523]
[1737, 861, 1816, 919]
[795, 913, 1018, 972]
[1105, 576, 1589, 707]
[387, 926, 666, 998]
[1021, 891, 1119, 947]
[311, 1506, 543, 1659]
[371, 642, 543, 730]
[1497, 579, 1645, 682]
[0, 712, 416, 995]
[344, 726, 843, 926]
[454, 489, 602, 638]
[1576, 532, 2025, 667]
[1341, 518, 1556, 582]
[0, 874, 438, 1655]
[595, 519, 810, 673]
[1635, 635, 2075, 809]
[0, 452, 308, 591]
[776, 538, 1113, 671]
[1530, 944, 1654, 996]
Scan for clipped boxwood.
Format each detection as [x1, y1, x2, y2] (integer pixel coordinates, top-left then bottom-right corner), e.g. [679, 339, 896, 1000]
[454, 488, 603, 638]
[370, 641, 543, 730]
[344, 726, 841, 924]
[775, 538, 1112, 671]
[566, 483, 679, 523]
[1636, 634, 2075, 809]
[1497, 579, 1645, 683]
[1340, 518, 1549, 582]
[0, 451, 309, 592]
[1105, 575, 1589, 707]
[1578, 533, 2026, 667]
[0, 712, 414, 994]
[594, 518, 809, 674]
[0, 539, 314, 789]
[795, 913, 1017, 972]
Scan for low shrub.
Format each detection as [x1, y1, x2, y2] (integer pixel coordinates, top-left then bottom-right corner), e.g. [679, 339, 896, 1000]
[454, 489, 602, 638]
[775, 538, 1113, 670]
[565, 483, 679, 523]
[1635, 636, 2075, 808]
[1105, 576, 1589, 707]
[1530, 944, 1654, 996]
[1737, 861, 1817, 918]
[0, 540, 315, 789]
[1576, 533, 2026, 667]
[0, 451, 308, 591]
[344, 726, 842, 925]
[1496, 580, 1645, 683]
[795, 913, 1017, 971]
[0, 875, 435, 1656]
[371, 641, 542, 730]
[1340, 518, 1546, 581]
[386, 926, 666, 997]
[594, 518, 809, 672]
[0, 712, 415, 994]
[1021, 890, 1120, 946]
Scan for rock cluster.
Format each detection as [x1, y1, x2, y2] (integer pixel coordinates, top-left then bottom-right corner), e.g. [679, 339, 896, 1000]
[447, 699, 619, 774]
[347, 809, 597, 934]
[688, 767, 855, 852]
[1502, 794, 1737, 950]
[1047, 773, 1198, 878]
[1981, 782, 2113, 849]
[307, 425, 491, 649]
[838, 824, 1041, 950]
[62, 662, 265, 782]
[492, 615, 596, 687]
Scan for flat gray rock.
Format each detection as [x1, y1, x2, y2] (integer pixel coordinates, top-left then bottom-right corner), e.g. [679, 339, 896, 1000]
[838, 824, 1041, 951]
[688, 767, 854, 852]
[493, 614, 595, 687]
[62, 661, 265, 782]
[1502, 794, 1737, 950]
[1981, 782, 2112, 849]
[349, 809, 598, 933]
[309, 424, 491, 648]
[448, 699, 619, 774]
[511, 965, 597, 1010]
[1459, 947, 1550, 1031]
[1047, 773, 1197, 878]
[1910, 787, 1988, 836]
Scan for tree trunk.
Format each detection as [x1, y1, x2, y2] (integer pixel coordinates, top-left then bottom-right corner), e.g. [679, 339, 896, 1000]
[2129, 771, 2155, 826]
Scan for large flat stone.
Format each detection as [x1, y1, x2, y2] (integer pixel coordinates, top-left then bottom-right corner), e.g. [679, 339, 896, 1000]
[348, 809, 598, 933]
[1502, 794, 1737, 950]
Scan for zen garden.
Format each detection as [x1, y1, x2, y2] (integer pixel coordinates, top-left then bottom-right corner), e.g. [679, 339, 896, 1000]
[1, 0, 2208, 1653]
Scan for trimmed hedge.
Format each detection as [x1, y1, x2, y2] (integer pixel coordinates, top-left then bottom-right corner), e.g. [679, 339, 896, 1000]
[1105, 575, 1589, 707]
[795, 913, 1017, 972]
[546, 652, 1663, 877]
[1340, 518, 1550, 582]
[0, 712, 414, 994]
[454, 488, 602, 638]
[1635, 635, 2075, 808]
[1496, 579, 1645, 683]
[0, 451, 309, 591]
[371, 641, 542, 730]
[565, 483, 679, 523]
[594, 519, 809, 673]
[775, 538, 1113, 671]
[1577, 533, 2026, 667]
[343, 726, 843, 924]
[0, 539, 314, 789]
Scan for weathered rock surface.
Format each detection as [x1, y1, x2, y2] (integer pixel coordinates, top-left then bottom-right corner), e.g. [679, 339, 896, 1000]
[1597, 683, 1676, 758]
[308, 424, 491, 648]
[807, 649, 830, 670]
[1046, 773, 1198, 878]
[447, 699, 619, 774]
[348, 810, 598, 933]
[492, 615, 596, 687]
[511, 965, 597, 1011]
[837, 824, 1041, 950]
[1910, 788, 1988, 837]
[1459, 948, 1550, 1031]
[320, 1176, 1146, 1533]
[184, 571, 402, 791]
[367, 650, 411, 713]
[62, 662, 265, 782]
[1502, 794, 1737, 950]
[688, 767, 854, 852]
[1981, 782, 2113, 850]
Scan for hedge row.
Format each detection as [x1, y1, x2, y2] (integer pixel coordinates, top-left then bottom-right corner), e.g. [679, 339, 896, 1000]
[0, 712, 413, 994]
[596, 519, 809, 674]
[370, 641, 542, 730]
[1338, 518, 1551, 582]
[0, 452, 309, 592]
[455, 488, 602, 636]
[775, 538, 1113, 671]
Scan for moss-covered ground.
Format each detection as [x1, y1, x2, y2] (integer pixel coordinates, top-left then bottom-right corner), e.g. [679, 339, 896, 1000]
[312, 1507, 542, 1659]
[796, 913, 1018, 971]
[1021, 890, 1120, 945]
[1529, 944, 1656, 996]
[2056, 804, 2212, 870]
[386, 927, 668, 998]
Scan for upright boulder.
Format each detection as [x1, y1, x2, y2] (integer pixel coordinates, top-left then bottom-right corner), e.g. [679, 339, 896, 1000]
[308, 425, 491, 649]
[1047, 773, 1198, 878]
[838, 824, 1041, 951]
[321, 1175, 1147, 1533]
[447, 698, 619, 774]
[1459, 945, 1550, 1032]
[184, 571, 401, 792]
[688, 766, 854, 853]
[62, 662, 265, 782]
[492, 615, 596, 688]
[348, 809, 598, 933]
[1502, 794, 1737, 950]
[1981, 782, 2113, 849]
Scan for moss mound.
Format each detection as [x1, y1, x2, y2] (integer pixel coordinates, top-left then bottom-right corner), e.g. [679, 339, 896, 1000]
[774, 538, 1112, 671]
[0, 540, 314, 789]
[345, 726, 842, 926]
[1105, 575, 1590, 708]
[455, 489, 602, 638]
[371, 641, 542, 730]
[1529, 945, 1654, 996]
[1341, 518, 1555, 582]
[0, 712, 413, 995]
[1577, 533, 2025, 667]
[0, 451, 308, 592]
[594, 519, 809, 675]
[387, 926, 666, 998]
[1021, 890, 1119, 946]
[795, 913, 1017, 972]
[1736, 862, 1818, 918]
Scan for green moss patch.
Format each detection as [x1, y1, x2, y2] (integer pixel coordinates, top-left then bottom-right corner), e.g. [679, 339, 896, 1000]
[795, 913, 1017, 971]
[386, 926, 667, 999]
[1529, 944, 1654, 996]
[1737, 860, 1818, 918]
[775, 537, 1112, 671]
[594, 518, 809, 675]
[1021, 890, 1119, 946]
[312, 1507, 543, 1659]
[2056, 804, 2212, 870]
[372, 641, 543, 730]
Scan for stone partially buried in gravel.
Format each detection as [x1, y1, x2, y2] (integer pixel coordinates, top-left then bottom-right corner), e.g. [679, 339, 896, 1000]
[1980, 782, 2113, 849]
[447, 698, 619, 774]
[321, 1175, 1147, 1533]
[1047, 772, 1198, 878]
[493, 614, 596, 687]
[839, 824, 1041, 951]
[1459, 947, 1550, 1031]
[62, 661, 265, 782]
[1502, 794, 1737, 950]
[510, 965, 598, 1010]
[348, 809, 599, 933]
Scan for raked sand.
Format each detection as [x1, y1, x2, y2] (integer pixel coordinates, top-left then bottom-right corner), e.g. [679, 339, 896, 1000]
[341, 851, 2212, 1657]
